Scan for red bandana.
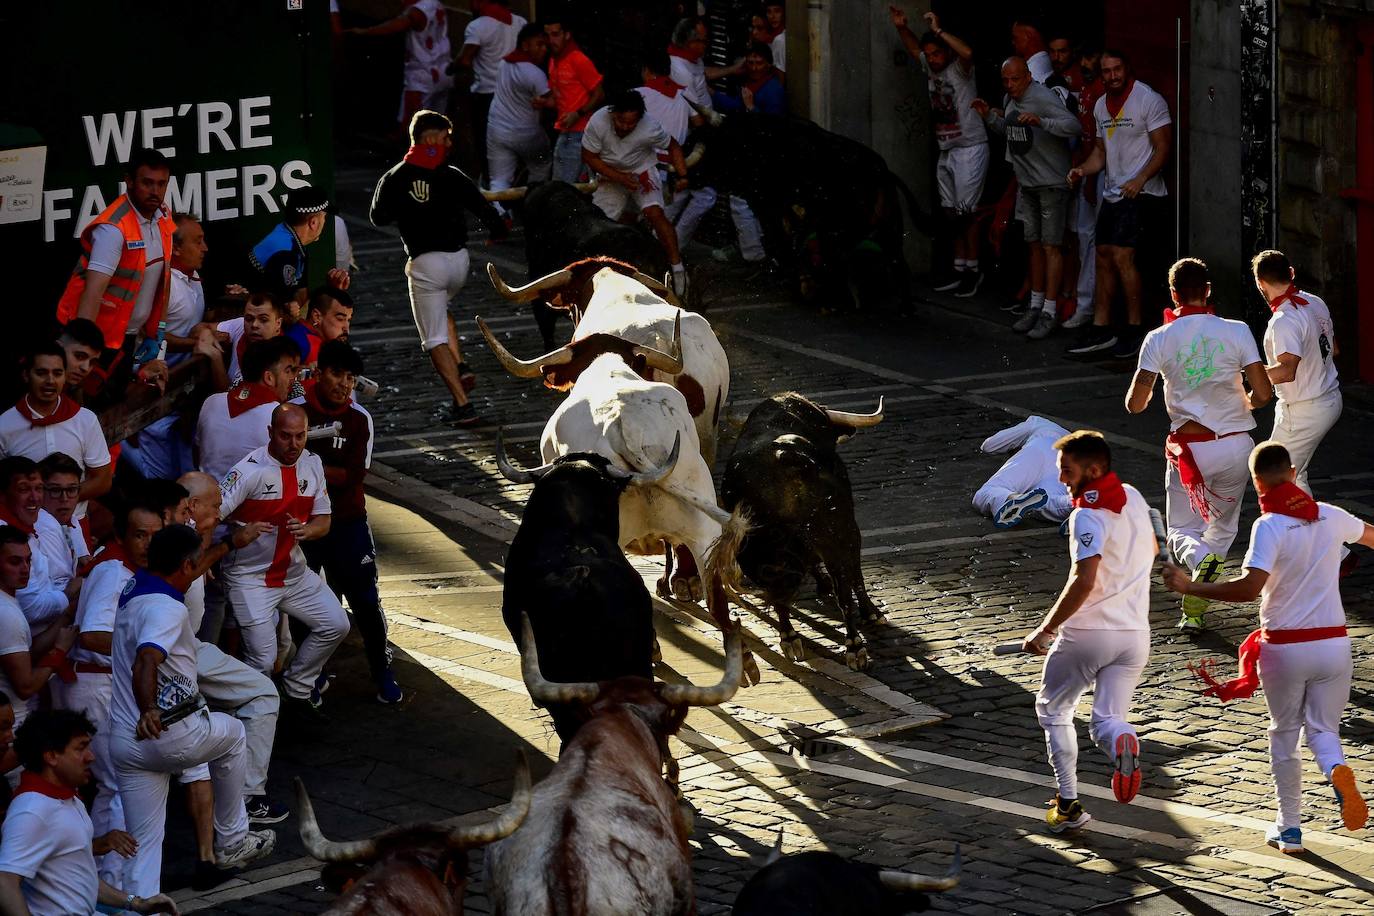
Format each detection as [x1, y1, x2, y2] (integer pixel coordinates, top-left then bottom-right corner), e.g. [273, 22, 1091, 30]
[503, 48, 535, 64]
[667, 44, 698, 61]
[1104, 79, 1136, 118]
[403, 144, 449, 169]
[14, 772, 78, 800]
[643, 76, 683, 98]
[1071, 472, 1127, 514]
[303, 384, 351, 418]
[1165, 431, 1241, 522]
[226, 382, 279, 419]
[0, 505, 37, 537]
[1258, 481, 1320, 521]
[15, 395, 81, 428]
[93, 541, 138, 572]
[1268, 284, 1308, 313]
[1162, 303, 1214, 324]
[475, 0, 513, 25]
[1189, 624, 1350, 702]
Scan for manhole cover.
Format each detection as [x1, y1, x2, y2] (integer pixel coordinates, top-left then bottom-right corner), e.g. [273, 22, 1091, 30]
[1081, 888, 1286, 915]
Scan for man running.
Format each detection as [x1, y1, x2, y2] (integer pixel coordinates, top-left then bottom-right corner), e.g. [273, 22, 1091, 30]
[1127, 257, 1273, 630]
[1163, 441, 1371, 852]
[1025, 430, 1154, 833]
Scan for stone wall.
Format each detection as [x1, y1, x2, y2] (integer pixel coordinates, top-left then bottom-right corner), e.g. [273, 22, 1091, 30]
[1190, 0, 1245, 312]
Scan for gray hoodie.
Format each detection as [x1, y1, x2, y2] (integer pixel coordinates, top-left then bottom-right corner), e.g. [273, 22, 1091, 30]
[983, 82, 1081, 189]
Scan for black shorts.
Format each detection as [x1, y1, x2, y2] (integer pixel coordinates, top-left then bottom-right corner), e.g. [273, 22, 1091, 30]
[1095, 194, 1167, 249]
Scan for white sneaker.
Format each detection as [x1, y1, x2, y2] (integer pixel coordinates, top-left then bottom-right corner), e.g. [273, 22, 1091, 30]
[1026, 311, 1056, 340]
[216, 828, 276, 869]
[1062, 309, 1094, 329]
[670, 267, 689, 297]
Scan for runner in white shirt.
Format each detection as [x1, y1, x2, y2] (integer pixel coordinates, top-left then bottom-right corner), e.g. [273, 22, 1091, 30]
[456, 0, 527, 181]
[0, 459, 81, 629]
[1128, 258, 1273, 629]
[347, 0, 456, 129]
[1163, 441, 1373, 852]
[0, 708, 179, 916]
[108, 527, 275, 896]
[1250, 249, 1342, 496]
[194, 337, 299, 482]
[218, 405, 348, 710]
[1021, 431, 1154, 834]
[973, 416, 1074, 528]
[486, 22, 554, 210]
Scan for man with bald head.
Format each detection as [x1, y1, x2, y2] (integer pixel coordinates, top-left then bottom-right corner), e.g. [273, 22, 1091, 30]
[216, 404, 348, 718]
[974, 56, 1081, 340]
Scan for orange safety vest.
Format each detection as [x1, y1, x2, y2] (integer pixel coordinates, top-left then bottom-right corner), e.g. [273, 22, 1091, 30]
[55, 195, 174, 350]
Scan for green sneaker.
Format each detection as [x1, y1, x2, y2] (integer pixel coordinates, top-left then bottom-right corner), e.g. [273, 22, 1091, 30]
[1179, 554, 1226, 628]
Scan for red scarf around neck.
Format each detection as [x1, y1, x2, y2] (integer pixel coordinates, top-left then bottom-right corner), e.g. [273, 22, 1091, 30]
[403, 144, 449, 169]
[226, 382, 280, 419]
[303, 384, 352, 418]
[1072, 472, 1127, 514]
[14, 772, 78, 800]
[16, 395, 81, 428]
[667, 44, 698, 61]
[474, 1, 512, 25]
[1268, 284, 1308, 313]
[1258, 481, 1320, 521]
[0, 504, 38, 537]
[1162, 303, 1214, 324]
[1104, 78, 1136, 118]
[94, 541, 138, 572]
[643, 75, 683, 98]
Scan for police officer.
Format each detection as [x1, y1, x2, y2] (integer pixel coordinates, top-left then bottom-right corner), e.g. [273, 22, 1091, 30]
[246, 187, 352, 316]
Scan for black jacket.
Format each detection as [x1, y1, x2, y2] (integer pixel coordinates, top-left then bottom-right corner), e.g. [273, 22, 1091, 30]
[369, 159, 506, 258]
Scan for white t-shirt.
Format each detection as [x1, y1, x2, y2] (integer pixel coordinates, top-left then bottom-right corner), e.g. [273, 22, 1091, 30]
[770, 31, 787, 72]
[110, 574, 199, 735]
[0, 405, 112, 492]
[86, 208, 166, 335]
[185, 573, 207, 635]
[35, 511, 78, 594]
[219, 445, 332, 587]
[920, 56, 986, 150]
[464, 12, 527, 93]
[489, 59, 550, 136]
[216, 317, 247, 383]
[194, 390, 276, 483]
[635, 85, 691, 147]
[581, 108, 670, 176]
[71, 555, 134, 666]
[404, 0, 454, 91]
[0, 517, 69, 629]
[1064, 483, 1155, 631]
[1137, 313, 1262, 434]
[1244, 503, 1365, 631]
[165, 268, 206, 367]
[1027, 50, 1052, 83]
[670, 54, 712, 113]
[1264, 291, 1339, 404]
[0, 590, 34, 727]
[1093, 81, 1172, 201]
[0, 790, 99, 916]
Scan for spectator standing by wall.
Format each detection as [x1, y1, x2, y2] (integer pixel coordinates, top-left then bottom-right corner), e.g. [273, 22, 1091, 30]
[1012, 19, 1052, 83]
[38, 453, 90, 567]
[455, 0, 528, 184]
[0, 527, 75, 736]
[57, 320, 105, 405]
[546, 17, 605, 183]
[765, 2, 786, 77]
[0, 458, 81, 631]
[1065, 47, 1106, 329]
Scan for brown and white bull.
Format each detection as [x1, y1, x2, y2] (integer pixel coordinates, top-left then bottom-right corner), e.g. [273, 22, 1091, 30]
[483, 615, 742, 916]
[294, 754, 532, 916]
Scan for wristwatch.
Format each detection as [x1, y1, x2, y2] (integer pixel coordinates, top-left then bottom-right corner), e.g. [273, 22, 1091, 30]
[125, 893, 138, 911]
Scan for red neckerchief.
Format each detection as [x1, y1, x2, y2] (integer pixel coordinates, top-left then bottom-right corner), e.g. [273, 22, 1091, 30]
[1258, 480, 1320, 521]
[1071, 472, 1127, 514]
[1189, 624, 1349, 702]
[1162, 303, 1215, 324]
[15, 395, 81, 428]
[1165, 431, 1240, 523]
[14, 772, 78, 801]
[0, 504, 37, 537]
[303, 384, 352, 419]
[643, 76, 683, 98]
[1268, 284, 1308, 313]
[503, 48, 535, 64]
[475, 1, 513, 25]
[667, 44, 698, 61]
[1104, 79, 1135, 118]
[225, 381, 279, 419]
[93, 541, 138, 573]
[403, 144, 449, 169]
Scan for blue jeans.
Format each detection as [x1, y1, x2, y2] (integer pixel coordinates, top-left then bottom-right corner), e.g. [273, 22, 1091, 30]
[301, 517, 389, 681]
[552, 130, 585, 183]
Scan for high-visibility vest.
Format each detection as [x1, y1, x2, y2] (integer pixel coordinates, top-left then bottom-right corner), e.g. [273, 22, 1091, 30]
[55, 195, 174, 350]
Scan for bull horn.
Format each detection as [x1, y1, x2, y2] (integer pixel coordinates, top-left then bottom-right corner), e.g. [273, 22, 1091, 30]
[447, 751, 532, 848]
[520, 613, 600, 705]
[295, 777, 378, 863]
[659, 623, 743, 707]
[765, 827, 784, 866]
[877, 844, 961, 893]
[495, 429, 556, 484]
[633, 310, 684, 374]
[571, 178, 599, 193]
[477, 317, 574, 379]
[824, 396, 885, 429]
[481, 186, 528, 202]
[628, 270, 683, 307]
[486, 262, 573, 303]
[686, 97, 724, 128]
[684, 142, 705, 169]
[606, 431, 681, 487]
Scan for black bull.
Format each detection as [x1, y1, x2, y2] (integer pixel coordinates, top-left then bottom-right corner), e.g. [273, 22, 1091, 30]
[522, 181, 669, 350]
[733, 848, 959, 916]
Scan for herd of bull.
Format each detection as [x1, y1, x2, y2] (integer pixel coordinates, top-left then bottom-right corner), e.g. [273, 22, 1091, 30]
[292, 117, 945, 913]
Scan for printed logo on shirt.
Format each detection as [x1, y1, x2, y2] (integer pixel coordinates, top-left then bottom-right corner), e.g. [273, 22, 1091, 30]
[1176, 334, 1225, 390]
[126, 240, 147, 250]
[222, 470, 242, 492]
[299, 479, 308, 494]
[1083, 489, 1099, 505]
[282, 264, 297, 288]
[1006, 123, 1033, 157]
[409, 180, 431, 203]
[1079, 532, 1094, 548]
[1319, 332, 1331, 362]
[263, 482, 276, 495]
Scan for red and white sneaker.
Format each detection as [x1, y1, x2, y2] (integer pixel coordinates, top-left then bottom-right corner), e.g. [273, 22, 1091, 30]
[1112, 734, 1141, 804]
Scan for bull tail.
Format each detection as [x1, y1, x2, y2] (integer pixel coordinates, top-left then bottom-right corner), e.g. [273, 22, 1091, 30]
[703, 505, 751, 596]
[888, 170, 938, 237]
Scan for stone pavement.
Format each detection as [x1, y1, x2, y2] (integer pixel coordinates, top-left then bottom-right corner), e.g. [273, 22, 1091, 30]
[159, 163, 1374, 914]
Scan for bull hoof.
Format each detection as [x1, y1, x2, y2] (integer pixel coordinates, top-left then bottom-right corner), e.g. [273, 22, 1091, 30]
[671, 575, 703, 602]
[677, 797, 697, 835]
[780, 631, 806, 662]
[652, 635, 663, 664]
[655, 576, 673, 600]
[844, 640, 871, 672]
[742, 650, 763, 687]
[864, 609, 889, 626]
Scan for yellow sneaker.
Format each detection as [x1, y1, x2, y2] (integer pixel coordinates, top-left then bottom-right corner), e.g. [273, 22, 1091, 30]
[1045, 796, 1091, 834]
[1180, 554, 1226, 628]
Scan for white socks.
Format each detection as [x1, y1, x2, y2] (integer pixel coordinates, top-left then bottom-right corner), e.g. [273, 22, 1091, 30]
[1042, 298, 1057, 316]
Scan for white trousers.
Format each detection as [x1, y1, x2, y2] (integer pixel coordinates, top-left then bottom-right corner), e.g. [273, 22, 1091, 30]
[973, 419, 1073, 523]
[197, 641, 279, 797]
[1272, 389, 1342, 495]
[666, 186, 718, 248]
[51, 673, 124, 885]
[1076, 182, 1101, 306]
[729, 195, 766, 262]
[1165, 433, 1254, 570]
[1036, 627, 1149, 800]
[486, 128, 552, 214]
[1260, 637, 1351, 830]
[405, 249, 471, 351]
[226, 569, 348, 700]
[111, 710, 250, 896]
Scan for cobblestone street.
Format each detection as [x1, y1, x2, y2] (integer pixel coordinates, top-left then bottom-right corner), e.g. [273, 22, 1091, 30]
[164, 164, 1374, 915]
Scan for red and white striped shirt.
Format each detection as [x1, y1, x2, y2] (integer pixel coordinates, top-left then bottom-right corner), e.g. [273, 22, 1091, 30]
[218, 445, 331, 587]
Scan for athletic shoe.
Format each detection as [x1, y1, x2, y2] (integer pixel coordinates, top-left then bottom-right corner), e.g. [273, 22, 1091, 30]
[1181, 554, 1225, 623]
[711, 245, 744, 265]
[457, 361, 477, 393]
[246, 796, 291, 825]
[1176, 611, 1206, 632]
[953, 272, 984, 298]
[312, 671, 334, 700]
[282, 694, 329, 724]
[1045, 796, 1091, 833]
[1067, 327, 1118, 355]
[1012, 308, 1040, 332]
[933, 273, 964, 292]
[1062, 309, 1094, 330]
[1112, 734, 1141, 804]
[216, 829, 277, 869]
[191, 861, 241, 892]
[1027, 311, 1056, 340]
[1265, 825, 1303, 855]
[449, 402, 482, 427]
[1001, 298, 1028, 313]
[1110, 326, 1145, 359]
[376, 668, 404, 705]
[1330, 764, 1369, 831]
[995, 489, 1049, 529]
